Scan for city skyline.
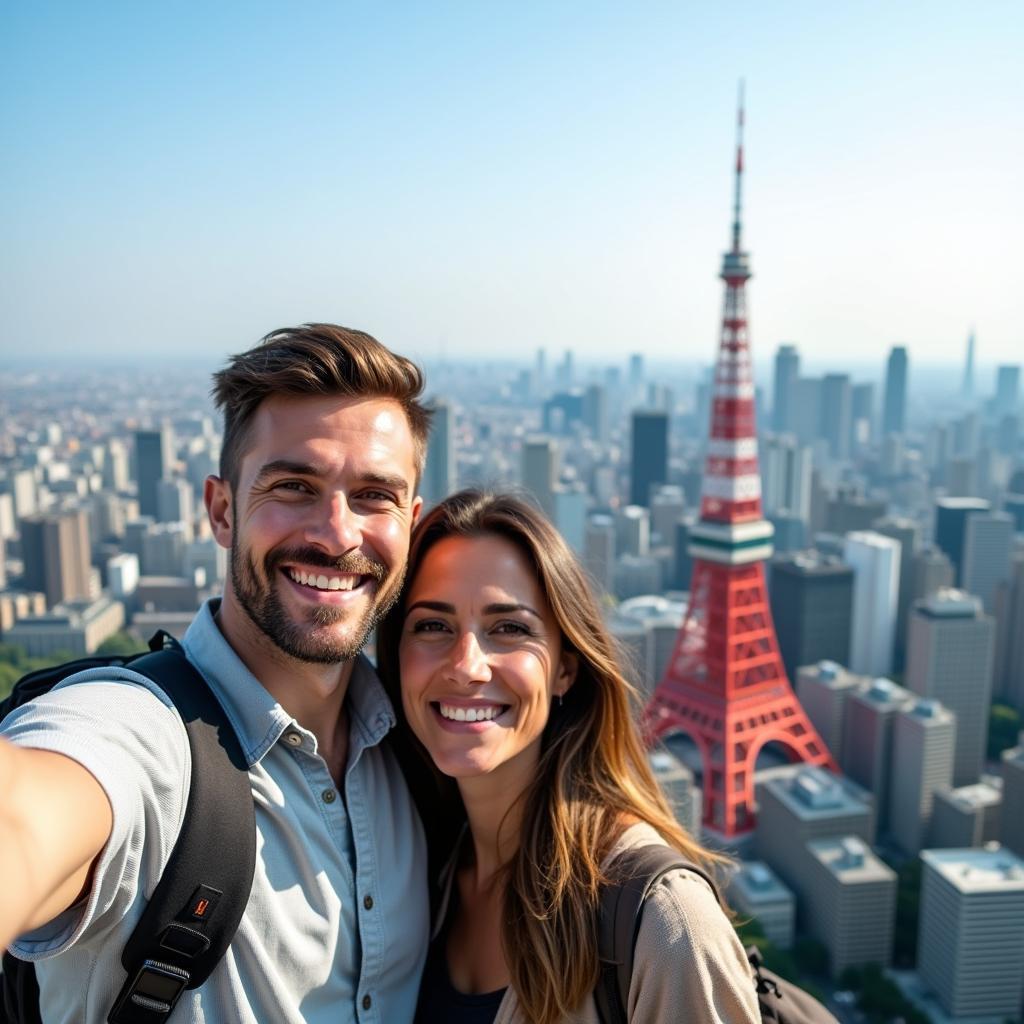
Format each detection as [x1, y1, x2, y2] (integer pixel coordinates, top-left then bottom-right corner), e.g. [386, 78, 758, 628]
[2, 2, 1022, 364]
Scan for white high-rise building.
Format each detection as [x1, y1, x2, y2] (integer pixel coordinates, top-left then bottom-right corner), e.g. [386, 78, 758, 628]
[760, 434, 811, 522]
[918, 848, 1024, 1021]
[907, 589, 996, 786]
[961, 510, 1014, 612]
[844, 531, 900, 677]
[889, 699, 955, 856]
[106, 552, 140, 599]
[583, 515, 615, 594]
[521, 437, 558, 522]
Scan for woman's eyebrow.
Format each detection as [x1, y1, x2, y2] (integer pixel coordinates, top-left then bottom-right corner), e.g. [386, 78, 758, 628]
[483, 602, 542, 619]
[406, 600, 456, 615]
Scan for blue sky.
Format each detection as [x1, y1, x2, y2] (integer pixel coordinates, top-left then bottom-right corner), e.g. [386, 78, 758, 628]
[2, 2, 1021, 369]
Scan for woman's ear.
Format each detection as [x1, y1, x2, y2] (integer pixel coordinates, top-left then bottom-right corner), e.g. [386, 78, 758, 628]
[555, 650, 579, 698]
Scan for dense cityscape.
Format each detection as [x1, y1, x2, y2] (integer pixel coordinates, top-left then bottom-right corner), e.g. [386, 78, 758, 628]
[2, 314, 1023, 1021]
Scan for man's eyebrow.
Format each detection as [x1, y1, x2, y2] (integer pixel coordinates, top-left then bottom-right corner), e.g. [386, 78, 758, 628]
[252, 459, 326, 485]
[360, 472, 410, 497]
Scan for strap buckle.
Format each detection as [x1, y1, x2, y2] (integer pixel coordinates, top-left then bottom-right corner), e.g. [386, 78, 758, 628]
[108, 960, 189, 1023]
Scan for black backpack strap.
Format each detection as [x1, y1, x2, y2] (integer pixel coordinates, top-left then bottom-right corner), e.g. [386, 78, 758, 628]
[595, 844, 723, 1024]
[105, 635, 257, 1024]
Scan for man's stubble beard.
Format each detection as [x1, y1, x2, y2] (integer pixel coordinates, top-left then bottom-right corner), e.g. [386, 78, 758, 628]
[230, 535, 406, 664]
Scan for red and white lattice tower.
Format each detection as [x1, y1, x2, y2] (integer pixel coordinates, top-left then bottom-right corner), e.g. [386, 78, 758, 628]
[644, 86, 836, 837]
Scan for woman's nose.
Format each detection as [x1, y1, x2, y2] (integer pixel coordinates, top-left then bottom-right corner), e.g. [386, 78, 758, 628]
[447, 631, 492, 684]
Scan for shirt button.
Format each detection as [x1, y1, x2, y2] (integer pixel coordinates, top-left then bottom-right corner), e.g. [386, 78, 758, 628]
[285, 732, 302, 747]
[362, 994, 372, 1010]
[322, 788, 337, 804]
[363, 894, 374, 910]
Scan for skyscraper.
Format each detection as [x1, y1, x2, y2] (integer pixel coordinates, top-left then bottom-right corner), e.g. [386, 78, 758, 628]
[881, 346, 908, 436]
[820, 373, 852, 459]
[630, 410, 668, 507]
[918, 849, 1024, 1022]
[772, 344, 800, 434]
[934, 496, 990, 585]
[994, 364, 1021, 417]
[961, 329, 975, 400]
[961, 510, 1013, 611]
[849, 382, 875, 450]
[906, 589, 995, 786]
[770, 554, 853, 680]
[844, 531, 900, 677]
[521, 437, 558, 521]
[760, 435, 811, 522]
[20, 509, 92, 608]
[135, 426, 174, 518]
[422, 400, 456, 506]
[872, 516, 919, 670]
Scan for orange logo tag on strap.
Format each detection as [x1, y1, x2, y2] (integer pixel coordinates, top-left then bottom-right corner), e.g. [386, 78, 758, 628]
[193, 898, 210, 918]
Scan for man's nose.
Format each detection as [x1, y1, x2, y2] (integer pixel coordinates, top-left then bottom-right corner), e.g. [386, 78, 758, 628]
[305, 493, 362, 554]
[447, 631, 492, 685]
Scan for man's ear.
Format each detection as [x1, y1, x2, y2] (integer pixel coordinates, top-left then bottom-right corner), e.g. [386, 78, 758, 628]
[204, 475, 233, 551]
[410, 494, 424, 526]
[555, 650, 579, 699]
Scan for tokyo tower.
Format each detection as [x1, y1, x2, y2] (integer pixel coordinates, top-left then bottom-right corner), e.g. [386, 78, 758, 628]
[644, 86, 836, 837]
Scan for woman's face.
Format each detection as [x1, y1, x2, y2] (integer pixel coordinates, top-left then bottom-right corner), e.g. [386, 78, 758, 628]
[398, 533, 576, 785]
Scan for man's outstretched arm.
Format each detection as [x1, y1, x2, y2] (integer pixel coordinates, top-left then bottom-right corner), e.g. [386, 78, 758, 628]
[0, 736, 113, 951]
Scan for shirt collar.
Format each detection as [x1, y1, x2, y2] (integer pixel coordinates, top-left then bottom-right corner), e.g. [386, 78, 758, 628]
[181, 599, 396, 767]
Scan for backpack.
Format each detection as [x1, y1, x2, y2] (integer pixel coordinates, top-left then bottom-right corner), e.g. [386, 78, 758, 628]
[0, 632, 257, 1024]
[595, 844, 838, 1024]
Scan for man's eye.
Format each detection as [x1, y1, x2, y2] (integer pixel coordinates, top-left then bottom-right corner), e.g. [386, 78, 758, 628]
[275, 480, 312, 493]
[359, 490, 397, 503]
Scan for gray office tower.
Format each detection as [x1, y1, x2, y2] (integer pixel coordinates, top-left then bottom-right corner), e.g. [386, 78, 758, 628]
[582, 384, 608, 444]
[906, 590, 995, 786]
[994, 363, 1021, 416]
[521, 437, 558, 521]
[934, 496, 990, 585]
[995, 557, 1024, 711]
[1001, 741, 1024, 858]
[422, 400, 455, 506]
[671, 514, 697, 591]
[850, 382, 874, 449]
[910, 545, 954, 605]
[796, 661, 862, 766]
[20, 509, 92, 607]
[135, 427, 174, 519]
[961, 510, 1013, 611]
[881, 346, 908, 435]
[820, 373, 852, 459]
[873, 516, 919, 670]
[630, 411, 668, 507]
[769, 553, 853, 680]
[918, 848, 1024, 1022]
[772, 344, 800, 433]
[841, 677, 912, 839]
[583, 515, 615, 594]
[889, 699, 955, 856]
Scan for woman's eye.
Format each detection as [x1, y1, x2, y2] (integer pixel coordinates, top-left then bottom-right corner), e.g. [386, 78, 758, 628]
[494, 621, 532, 636]
[411, 619, 449, 634]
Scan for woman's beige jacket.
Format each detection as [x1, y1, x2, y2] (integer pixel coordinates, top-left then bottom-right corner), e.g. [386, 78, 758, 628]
[434, 822, 762, 1024]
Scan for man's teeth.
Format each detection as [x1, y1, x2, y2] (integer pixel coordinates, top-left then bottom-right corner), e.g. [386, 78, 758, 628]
[288, 569, 359, 591]
[438, 703, 504, 723]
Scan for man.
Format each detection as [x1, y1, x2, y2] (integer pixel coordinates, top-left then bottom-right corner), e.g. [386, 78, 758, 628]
[0, 324, 431, 1022]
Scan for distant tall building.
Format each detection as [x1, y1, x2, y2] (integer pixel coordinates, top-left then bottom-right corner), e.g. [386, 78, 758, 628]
[521, 437, 558, 521]
[422, 400, 456, 506]
[770, 553, 853, 680]
[760, 435, 811, 522]
[135, 426, 174, 518]
[20, 509, 92, 607]
[728, 863, 795, 950]
[906, 590, 995, 786]
[994, 364, 1021, 417]
[553, 486, 587, 553]
[841, 677, 911, 838]
[772, 344, 800, 434]
[994, 558, 1024, 711]
[820, 373, 852, 460]
[844, 531, 900, 677]
[793, 377, 822, 446]
[961, 510, 1013, 611]
[873, 516, 919, 670]
[630, 411, 668, 507]
[615, 505, 650, 558]
[881, 346, 908, 436]
[583, 514, 615, 594]
[918, 848, 1024, 1022]
[929, 782, 1002, 849]
[961, 329, 975, 400]
[581, 384, 609, 444]
[825, 488, 886, 536]
[850, 382, 874, 450]
[910, 545, 955, 605]
[649, 485, 685, 548]
[796, 661, 862, 766]
[934, 497, 990, 585]
[889, 698, 956, 856]
[156, 478, 195, 530]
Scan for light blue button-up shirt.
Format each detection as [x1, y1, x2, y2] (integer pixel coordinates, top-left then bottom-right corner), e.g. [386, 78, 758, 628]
[4, 600, 429, 1024]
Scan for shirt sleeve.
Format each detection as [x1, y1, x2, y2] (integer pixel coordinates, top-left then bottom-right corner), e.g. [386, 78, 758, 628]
[628, 868, 761, 1024]
[2, 675, 190, 959]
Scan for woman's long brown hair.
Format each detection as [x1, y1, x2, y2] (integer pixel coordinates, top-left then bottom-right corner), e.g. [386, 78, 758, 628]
[377, 490, 721, 1024]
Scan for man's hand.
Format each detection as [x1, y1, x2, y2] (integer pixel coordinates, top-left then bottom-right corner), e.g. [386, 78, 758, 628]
[0, 737, 113, 951]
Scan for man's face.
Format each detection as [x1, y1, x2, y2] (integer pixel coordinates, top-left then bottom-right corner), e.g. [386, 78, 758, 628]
[213, 394, 422, 663]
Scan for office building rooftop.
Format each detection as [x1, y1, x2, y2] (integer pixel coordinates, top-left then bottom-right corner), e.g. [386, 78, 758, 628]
[921, 847, 1024, 892]
[807, 836, 896, 883]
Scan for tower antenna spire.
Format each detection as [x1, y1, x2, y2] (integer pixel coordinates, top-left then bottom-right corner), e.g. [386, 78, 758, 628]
[731, 79, 745, 253]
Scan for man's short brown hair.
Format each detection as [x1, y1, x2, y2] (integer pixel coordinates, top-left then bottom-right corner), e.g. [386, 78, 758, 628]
[211, 323, 432, 486]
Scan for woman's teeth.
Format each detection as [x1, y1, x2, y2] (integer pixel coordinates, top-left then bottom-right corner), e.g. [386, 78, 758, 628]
[288, 569, 359, 591]
[438, 702, 505, 723]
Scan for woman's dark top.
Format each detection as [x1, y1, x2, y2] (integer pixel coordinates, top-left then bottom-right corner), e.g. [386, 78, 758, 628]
[414, 939, 506, 1024]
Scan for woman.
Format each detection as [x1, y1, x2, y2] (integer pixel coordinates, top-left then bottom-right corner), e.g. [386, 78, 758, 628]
[377, 490, 759, 1024]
